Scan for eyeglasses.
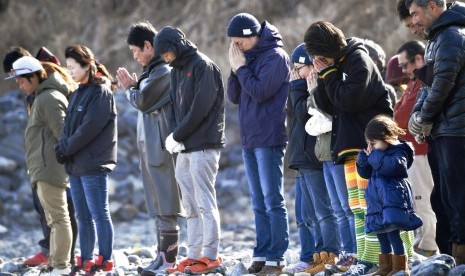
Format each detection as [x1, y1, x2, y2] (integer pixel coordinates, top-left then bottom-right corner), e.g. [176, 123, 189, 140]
[398, 58, 414, 69]
[294, 65, 306, 72]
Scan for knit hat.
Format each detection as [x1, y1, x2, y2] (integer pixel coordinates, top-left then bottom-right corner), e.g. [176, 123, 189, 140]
[291, 43, 313, 65]
[227, 13, 261, 37]
[5, 56, 43, 80]
[385, 55, 409, 86]
[36, 46, 61, 65]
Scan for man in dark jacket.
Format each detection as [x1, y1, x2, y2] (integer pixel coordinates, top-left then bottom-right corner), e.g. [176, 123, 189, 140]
[153, 26, 225, 275]
[226, 12, 289, 276]
[406, 0, 465, 265]
[304, 21, 393, 276]
[116, 21, 182, 275]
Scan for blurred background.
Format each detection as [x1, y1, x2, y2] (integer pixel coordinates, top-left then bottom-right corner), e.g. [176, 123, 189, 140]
[0, 0, 416, 258]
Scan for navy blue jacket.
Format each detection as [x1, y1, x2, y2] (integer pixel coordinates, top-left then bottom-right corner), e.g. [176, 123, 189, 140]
[227, 21, 289, 149]
[314, 38, 393, 164]
[288, 78, 322, 171]
[59, 83, 117, 176]
[356, 141, 422, 234]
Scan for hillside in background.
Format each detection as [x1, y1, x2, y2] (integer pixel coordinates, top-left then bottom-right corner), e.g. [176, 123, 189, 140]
[0, 0, 415, 92]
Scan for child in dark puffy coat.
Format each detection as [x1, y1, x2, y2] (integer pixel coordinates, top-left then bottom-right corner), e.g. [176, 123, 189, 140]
[357, 115, 422, 276]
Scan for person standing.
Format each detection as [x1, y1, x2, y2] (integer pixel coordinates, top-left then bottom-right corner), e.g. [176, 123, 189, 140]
[56, 44, 117, 274]
[406, 0, 465, 265]
[304, 21, 393, 275]
[357, 115, 422, 276]
[153, 26, 225, 275]
[6, 56, 74, 276]
[226, 12, 290, 275]
[116, 21, 182, 275]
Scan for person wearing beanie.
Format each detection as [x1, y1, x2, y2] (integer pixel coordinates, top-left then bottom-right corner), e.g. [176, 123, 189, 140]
[153, 26, 225, 275]
[304, 21, 394, 276]
[116, 21, 182, 276]
[6, 56, 75, 276]
[394, 40, 439, 258]
[385, 55, 409, 100]
[227, 12, 290, 276]
[36, 46, 61, 66]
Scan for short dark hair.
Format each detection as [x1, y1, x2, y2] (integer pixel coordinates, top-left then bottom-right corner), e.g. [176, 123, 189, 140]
[405, 0, 446, 9]
[3, 46, 31, 73]
[126, 21, 157, 49]
[397, 0, 411, 20]
[304, 21, 347, 59]
[397, 40, 425, 60]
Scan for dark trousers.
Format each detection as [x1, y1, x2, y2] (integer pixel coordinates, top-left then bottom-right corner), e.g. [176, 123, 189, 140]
[32, 186, 78, 263]
[430, 137, 465, 247]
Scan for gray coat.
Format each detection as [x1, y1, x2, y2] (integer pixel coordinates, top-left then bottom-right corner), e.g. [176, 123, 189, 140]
[125, 57, 182, 216]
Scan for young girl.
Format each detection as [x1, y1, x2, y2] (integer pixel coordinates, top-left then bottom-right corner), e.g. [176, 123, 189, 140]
[356, 115, 422, 276]
[56, 44, 117, 275]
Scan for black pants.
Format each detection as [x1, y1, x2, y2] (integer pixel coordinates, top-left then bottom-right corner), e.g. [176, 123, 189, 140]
[32, 186, 78, 263]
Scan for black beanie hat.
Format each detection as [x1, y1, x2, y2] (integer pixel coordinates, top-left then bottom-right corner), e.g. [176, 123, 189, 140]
[227, 13, 261, 37]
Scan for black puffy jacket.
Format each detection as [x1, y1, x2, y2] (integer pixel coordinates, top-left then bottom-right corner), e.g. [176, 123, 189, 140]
[420, 2, 465, 138]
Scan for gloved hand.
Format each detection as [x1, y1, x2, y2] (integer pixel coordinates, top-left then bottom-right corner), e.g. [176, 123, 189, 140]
[408, 111, 433, 138]
[165, 133, 185, 154]
[228, 42, 246, 72]
[54, 142, 68, 164]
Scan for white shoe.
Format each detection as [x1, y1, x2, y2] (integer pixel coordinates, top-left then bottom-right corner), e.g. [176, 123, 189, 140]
[40, 267, 71, 276]
[282, 261, 310, 273]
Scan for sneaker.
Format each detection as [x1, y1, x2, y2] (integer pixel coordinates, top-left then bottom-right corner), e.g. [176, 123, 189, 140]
[326, 254, 357, 274]
[247, 260, 266, 274]
[305, 251, 338, 275]
[85, 255, 113, 276]
[70, 256, 94, 275]
[282, 261, 310, 273]
[39, 267, 71, 276]
[138, 252, 175, 275]
[165, 258, 201, 274]
[184, 256, 223, 274]
[24, 252, 49, 266]
[255, 265, 284, 276]
[340, 261, 377, 276]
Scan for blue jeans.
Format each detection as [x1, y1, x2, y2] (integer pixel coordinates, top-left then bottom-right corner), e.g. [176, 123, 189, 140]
[299, 169, 340, 254]
[70, 173, 114, 261]
[323, 161, 356, 253]
[295, 175, 319, 262]
[242, 146, 289, 262]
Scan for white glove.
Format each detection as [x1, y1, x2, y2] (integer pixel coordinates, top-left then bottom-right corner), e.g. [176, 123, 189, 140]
[165, 133, 185, 154]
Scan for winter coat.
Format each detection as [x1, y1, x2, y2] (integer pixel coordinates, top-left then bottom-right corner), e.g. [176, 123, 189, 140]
[227, 21, 289, 149]
[314, 37, 393, 164]
[59, 83, 117, 176]
[25, 72, 72, 187]
[356, 141, 423, 234]
[156, 27, 225, 152]
[393, 79, 428, 155]
[287, 78, 322, 171]
[419, 2, 465, 138]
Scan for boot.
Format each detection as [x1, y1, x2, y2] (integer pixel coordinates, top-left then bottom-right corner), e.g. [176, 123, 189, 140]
[387, 255, 409, 276]
[369, 253, 392, 276]
[453, 243, 465, 265]
[159, 230, 179, 263]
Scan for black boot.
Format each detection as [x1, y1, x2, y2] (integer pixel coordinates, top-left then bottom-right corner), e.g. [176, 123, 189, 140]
[159, 230, 179, 263]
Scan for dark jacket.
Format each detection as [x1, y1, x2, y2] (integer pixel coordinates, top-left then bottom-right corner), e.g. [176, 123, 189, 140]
[356, 141, 422, 234]
[227, 21, 289, 149]
[314, 37, 393, 164]
[419, 2, 465, 138]
[59, 83, 117, 176]
[155, 27, 225, 152]
[288, 78, 322, 171]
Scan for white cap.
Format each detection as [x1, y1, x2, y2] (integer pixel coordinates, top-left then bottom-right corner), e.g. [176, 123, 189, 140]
[5, 56, 44, 80]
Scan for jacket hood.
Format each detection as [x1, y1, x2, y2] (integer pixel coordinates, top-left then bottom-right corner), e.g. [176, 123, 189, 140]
[36, 72, 74, 98]
[245, 21, 283, 59]
[397, 140, 414, 169]
[343, 37, 368, 59]
[429, 2, 465, 38]
[153, 26, 197, 68]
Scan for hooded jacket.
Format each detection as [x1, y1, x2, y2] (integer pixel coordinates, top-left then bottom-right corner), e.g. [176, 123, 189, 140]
[154, 27, 225, 152]
[25, 72, 72, 187]
[59, 82, 117, 176]
[419, 2, 465, 138]
[356, 141, 423, 234]
[314, 37, 393, 164]
[227, 21, 289, 149]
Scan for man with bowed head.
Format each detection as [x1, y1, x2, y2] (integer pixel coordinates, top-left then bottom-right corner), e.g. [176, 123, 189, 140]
[227, 12, 290, 276]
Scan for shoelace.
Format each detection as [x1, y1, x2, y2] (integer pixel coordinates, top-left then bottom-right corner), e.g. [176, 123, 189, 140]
[345, 263, 366, 273]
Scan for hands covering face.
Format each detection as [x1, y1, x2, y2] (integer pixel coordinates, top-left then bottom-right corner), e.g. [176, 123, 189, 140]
[228, 42, 246, 72]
